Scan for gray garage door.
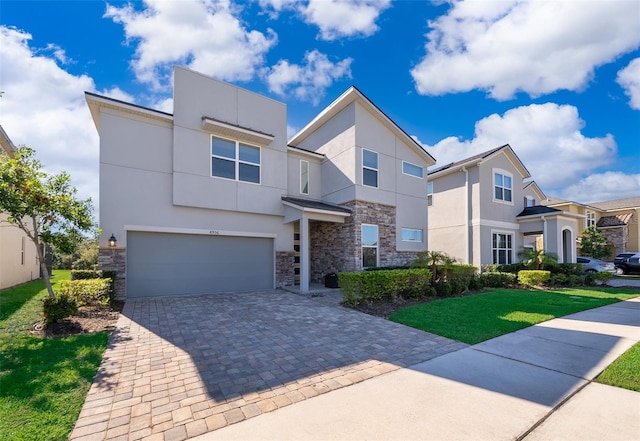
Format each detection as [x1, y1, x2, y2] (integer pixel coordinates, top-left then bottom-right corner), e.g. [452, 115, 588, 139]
[127, 231, 274, 298]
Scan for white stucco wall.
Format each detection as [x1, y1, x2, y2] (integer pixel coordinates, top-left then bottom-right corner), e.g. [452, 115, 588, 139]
[0, 215, 40, 289]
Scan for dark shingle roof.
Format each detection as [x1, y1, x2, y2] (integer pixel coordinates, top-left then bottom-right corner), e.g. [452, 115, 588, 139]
[597, 213, 634, 227]
[517, 206, 562, 217]
[281, 197, 351, 214]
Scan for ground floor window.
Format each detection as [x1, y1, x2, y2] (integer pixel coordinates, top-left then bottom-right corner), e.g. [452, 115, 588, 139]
[361, 224, 379, 268]
[492, 233, 513, 265]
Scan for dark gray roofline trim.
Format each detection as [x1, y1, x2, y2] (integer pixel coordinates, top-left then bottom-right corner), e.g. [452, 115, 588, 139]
[85, 91, 173, 117]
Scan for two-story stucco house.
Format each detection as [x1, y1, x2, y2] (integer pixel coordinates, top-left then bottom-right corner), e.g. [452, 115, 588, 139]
[0, 127, 41, 289]
[427, 145, 580, 268]
[542, 196, 640, 256]
[87, 67, 435, 299]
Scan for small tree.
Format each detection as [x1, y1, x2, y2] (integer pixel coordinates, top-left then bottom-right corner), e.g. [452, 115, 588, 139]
[411, 250, 457, 284]
[517, 248, 558, 270]
[579, 225, 611, 260]
[0, 146, 93, 298]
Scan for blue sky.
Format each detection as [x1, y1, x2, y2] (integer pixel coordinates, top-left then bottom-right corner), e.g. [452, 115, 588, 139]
[1, 0, 639, 217]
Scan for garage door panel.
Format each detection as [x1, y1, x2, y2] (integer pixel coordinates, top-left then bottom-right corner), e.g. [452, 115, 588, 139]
[127, 232, 274, 297]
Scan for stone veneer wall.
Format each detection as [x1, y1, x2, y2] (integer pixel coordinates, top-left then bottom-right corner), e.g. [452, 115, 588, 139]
[309, 200, 421, 283]
[600, 225, 629, 256]
[98, 248, 126, 300]
[275, 251, 295, 287]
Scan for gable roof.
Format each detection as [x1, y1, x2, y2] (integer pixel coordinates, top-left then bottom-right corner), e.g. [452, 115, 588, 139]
[288, 86, 436, 166]
[588, 196, 640, 211]
[0, 126, 16, 158]
[85, 91, 173, 132]
[523, 181, 546, 201]
[428, 144, 530, 179]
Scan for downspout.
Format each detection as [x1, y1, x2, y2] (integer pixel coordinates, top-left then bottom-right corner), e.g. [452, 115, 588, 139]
[541, 215, 547, 252]
[461, 166, 469, 264]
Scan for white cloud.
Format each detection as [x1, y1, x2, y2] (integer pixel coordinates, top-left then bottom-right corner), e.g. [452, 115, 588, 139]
[105, 0, 277, 90]
[265, 50, 352, 105]
[422, 103, 617, 194]
[300, 0, 391, 41]
[258, 0, 297, 18]
[561, 172, 640, 203]
[0, 26, 99, 217]
[412, 1, 640, 99]
[617, 57, 640, 110]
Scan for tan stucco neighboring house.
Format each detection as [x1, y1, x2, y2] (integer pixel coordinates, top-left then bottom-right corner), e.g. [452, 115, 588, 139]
[0, 126, 41, 289]
[542, 196, 640, 255]
[87, 66, 435, 299]
[427, 145, 581, 268]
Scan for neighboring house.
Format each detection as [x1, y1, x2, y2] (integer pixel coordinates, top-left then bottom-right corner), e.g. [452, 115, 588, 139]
[0, 126, 41, 289]
[427, 145, 581, 268]
[87, 66, 435, 299]
[542, 196, 640, 255]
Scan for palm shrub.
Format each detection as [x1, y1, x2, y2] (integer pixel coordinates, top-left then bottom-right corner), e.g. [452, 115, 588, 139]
[518, 248, 558, 270]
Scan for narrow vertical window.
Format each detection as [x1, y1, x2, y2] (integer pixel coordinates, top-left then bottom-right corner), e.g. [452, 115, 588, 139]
[427, 181, 433, 206]
[300, 160, 309, 195]
[21, 237, 25, 265]
[362, 149, 378, 188]
[361, 224, 379, 268]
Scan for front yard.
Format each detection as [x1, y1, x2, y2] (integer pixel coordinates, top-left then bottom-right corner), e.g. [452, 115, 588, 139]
[0, 271, 109, 441]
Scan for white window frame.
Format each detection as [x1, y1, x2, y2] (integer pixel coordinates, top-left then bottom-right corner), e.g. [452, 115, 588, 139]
[402, 161, 424, 179]
[586, 210, 596, 228]
[211, 135, 261, 184]
[362, 148, 379, 188]
[493, 169, 513, 204]
[401, 228, 423, 242]
[525, 196, 535, 207]
[427, 181, 433, 207]
[492, 232, 513, 265]
[361, 223, 379, 268]
[21, 237, 25, 265]
[300, 160, 309, 195]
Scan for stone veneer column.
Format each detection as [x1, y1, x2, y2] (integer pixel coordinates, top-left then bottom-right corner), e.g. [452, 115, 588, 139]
[275, 251, 295, 287]
[98, 248, 126, 300]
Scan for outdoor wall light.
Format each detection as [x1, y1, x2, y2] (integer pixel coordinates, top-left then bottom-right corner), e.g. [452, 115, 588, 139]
[108, 234, 117, 248]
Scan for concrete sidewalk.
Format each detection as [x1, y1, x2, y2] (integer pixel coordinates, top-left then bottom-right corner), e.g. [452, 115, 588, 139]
[195, 297, 640, 441]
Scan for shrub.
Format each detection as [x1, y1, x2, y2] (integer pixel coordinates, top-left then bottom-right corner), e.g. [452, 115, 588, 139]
[71, 269, 102, 280]
[42, 295, 78, 325]
[364, 265, 410, 271]
[548, 273, 568, 286]
[549, 263, 583, 275]
[593, 271, 613, 284]
[59, 278, 113, 307]
[480, 272, 517, 288]
[434, 281, 452, 297]
[469, 275, 484, 291]
[518, 270, 550, 287]
[339, 269, 432, 306]
[496, 263, 525, 274]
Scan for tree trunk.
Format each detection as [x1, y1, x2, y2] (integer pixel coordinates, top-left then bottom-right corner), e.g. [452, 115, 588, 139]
[32, 216, 55, 298]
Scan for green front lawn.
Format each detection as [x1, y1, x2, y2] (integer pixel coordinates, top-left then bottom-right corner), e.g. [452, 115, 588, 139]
[596, 342, 640, 391]
[0, 271, 109, 441]
[389, 287, 639, 345]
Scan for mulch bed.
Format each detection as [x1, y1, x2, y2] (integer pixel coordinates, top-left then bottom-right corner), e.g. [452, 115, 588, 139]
[31, 301, 124, 338]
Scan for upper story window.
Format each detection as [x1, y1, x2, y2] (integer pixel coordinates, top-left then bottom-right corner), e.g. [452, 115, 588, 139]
[300, 160, 309, 195]
[362, 149, 378, 188]
[586, 210, 596, 227]
[525, 196, 535, 207]
[401, 228, 423, 242]
[427, 181, 433, 206]
[402, 161, 423, 179]
[494, 170, 512, 203]
[211, 136, 260, 184]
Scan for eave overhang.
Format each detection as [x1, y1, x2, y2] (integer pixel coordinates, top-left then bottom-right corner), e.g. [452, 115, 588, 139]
[202, 117, 274, 147]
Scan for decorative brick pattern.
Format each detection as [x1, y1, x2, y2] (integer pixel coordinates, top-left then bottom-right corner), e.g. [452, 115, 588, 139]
[98, 247, 126, 300]
[275, 251, 295, 287]
[309, 200, 421, 282]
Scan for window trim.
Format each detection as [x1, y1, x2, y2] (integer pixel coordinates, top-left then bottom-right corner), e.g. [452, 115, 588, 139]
[210, 135, 261, 184]
[361, 223, 379, 268]
[300, 160, 309, 195]
[493, 169, 513, 205]
[401, 228, 423, 242]
[524, 196, 535, 207]
[402, 161, 424, 179]
[427, 181, 433, 207]
[492, 231, 513, 265]
[362, 148, 379, 188]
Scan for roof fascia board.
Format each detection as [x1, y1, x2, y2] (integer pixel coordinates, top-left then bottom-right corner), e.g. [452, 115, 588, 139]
[287, 146, 325, 159]
[85, 92, 173, 132]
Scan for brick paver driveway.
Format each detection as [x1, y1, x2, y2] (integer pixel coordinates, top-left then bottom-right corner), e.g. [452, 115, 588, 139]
[70, 291, 467, 441]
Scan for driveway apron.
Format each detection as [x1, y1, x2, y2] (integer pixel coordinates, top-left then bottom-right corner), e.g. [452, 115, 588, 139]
[69, 291, 466, 441]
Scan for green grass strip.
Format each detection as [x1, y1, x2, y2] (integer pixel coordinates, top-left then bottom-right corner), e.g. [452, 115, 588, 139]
[596, 342, 640, 391]
[389, 287, 639, 345]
